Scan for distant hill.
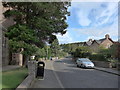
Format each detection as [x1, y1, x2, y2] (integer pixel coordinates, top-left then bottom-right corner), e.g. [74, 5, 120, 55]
[60, 42, 85, 46]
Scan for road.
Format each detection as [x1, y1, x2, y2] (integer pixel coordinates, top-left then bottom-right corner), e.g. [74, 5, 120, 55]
[32, 58, 119, 88]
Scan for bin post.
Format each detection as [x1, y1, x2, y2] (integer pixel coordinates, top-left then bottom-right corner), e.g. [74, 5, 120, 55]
[28, 61, 37, 78]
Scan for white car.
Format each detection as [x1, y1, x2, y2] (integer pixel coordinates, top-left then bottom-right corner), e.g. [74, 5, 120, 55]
[76, 58, 94, 68]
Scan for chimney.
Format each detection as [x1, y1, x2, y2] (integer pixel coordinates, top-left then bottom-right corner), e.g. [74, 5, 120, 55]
[105, 34, 110, 39]
[88, 39, 92, 42]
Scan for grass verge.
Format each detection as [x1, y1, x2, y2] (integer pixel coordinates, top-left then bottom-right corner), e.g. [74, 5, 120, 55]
[2, 67, 28, 89]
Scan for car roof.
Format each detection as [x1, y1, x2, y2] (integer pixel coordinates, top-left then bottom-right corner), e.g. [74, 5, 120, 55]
[78, 58, 89, 60]
[77, 58, 91, 61]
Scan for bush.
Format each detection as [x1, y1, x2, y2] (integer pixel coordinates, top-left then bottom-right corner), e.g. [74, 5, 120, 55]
[72, 46, 91, 58]
[89, 54, 108, 61]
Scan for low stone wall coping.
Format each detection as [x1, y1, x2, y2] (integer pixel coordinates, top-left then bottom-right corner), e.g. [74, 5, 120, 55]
[16, 74, 34, 89]
[16, 61, 37, 89]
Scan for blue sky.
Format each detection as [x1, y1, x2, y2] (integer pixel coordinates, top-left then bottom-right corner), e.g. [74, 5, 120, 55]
[57, 2, 118, 44]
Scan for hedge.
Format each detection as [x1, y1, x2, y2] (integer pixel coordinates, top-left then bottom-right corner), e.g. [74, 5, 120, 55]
[89, 54, 108, 62]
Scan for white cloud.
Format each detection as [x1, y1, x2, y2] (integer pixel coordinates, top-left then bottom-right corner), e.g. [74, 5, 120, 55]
[60, 2, 118, 44]
[71, 2, 102, 26]
[77, 12, 91, 26]
[56, 32, 74, 44]
[68, 2, 118, 41]
[95, 3, 118, 26]
[69, 19, 118, 41]
[70, 2, 118, 27]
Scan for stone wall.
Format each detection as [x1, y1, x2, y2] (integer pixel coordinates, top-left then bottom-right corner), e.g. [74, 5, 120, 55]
[28, 61, 37, 78]
[2, 32, 9, 66]
[118, 63, 120, 70]
[16, 61, 37, 89]
[92, 61, 110, 68]
[1, 3, 15, 66]
[11, 53, 23, 66]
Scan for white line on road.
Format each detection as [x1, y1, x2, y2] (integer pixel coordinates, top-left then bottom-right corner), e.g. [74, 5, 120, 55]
[51, 61, 65, 89]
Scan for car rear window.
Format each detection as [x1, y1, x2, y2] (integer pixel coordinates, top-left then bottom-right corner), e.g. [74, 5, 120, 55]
[79, 58, 91, 62]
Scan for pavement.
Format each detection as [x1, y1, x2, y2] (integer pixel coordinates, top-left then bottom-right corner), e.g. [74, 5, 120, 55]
[31, 60, 63, 88]
[94, 67, 120, 76]
[2, 65, 20, 72]
[32, 58, 119, 88]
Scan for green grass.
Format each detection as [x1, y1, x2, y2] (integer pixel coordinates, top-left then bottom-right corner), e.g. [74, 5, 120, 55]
[0, 72, 2, 90]
[2, 67, 28, 89]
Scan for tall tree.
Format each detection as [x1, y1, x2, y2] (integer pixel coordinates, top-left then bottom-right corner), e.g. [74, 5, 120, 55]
[3, 2, 70, 45]
[2, 2, 71, 63]
[50, 39, 61, 57]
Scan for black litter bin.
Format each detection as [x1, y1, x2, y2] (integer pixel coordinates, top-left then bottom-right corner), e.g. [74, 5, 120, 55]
[36, 61, 45, 78]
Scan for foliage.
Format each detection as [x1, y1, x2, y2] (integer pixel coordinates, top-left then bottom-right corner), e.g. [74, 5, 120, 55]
[89, 54, 108, 61]
[6, 24, 39, 55]
[89, 43, 120, 62]
[58, 51, 67, 58]
[3, 2, 70, 44]
[109, 43, 120, 59]
[2, 2, 70, 62]
[98, 43, 119, 59]
[99, 49, 111, 59]
[72, 46, 91, 58]
[60, 42, 84, 53]
[37, 48, 46, 57]
[35, 41, 67, 60]
[50, 39, 61, 57]
[61, 40, 120, 63]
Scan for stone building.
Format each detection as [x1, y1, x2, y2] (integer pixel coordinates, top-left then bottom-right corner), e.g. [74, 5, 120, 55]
[0, 2, 13, 66]
[0, 2, 23, 66]
[84, 34, 114, 52]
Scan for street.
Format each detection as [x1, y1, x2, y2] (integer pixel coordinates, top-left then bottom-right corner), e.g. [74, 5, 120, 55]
[32, 58, 119, 88]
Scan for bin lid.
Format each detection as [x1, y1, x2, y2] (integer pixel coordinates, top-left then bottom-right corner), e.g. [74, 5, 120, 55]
[37, 61, 45, 67]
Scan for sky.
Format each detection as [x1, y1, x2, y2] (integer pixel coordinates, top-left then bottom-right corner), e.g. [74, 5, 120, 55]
[56, 1, 118, 44]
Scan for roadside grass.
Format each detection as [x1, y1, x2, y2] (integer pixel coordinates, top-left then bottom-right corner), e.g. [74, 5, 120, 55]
[2, 67, 28, 89]
[0, 72, 2, 90]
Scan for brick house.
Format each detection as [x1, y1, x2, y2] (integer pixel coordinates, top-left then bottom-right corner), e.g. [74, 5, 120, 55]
[84, 34, 114, 52]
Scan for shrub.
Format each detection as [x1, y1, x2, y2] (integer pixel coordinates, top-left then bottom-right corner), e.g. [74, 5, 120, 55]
[89, 54, 108, 62]
[72, 46, 91, 58]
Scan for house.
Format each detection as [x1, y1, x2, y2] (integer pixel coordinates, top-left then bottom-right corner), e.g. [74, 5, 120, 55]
[85, 34, 114, 52]
[0, 2, 12, 66]
[1, 2, 23, 66]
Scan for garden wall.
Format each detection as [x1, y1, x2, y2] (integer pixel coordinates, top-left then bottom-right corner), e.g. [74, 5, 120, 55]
[92, 61, 110, 68]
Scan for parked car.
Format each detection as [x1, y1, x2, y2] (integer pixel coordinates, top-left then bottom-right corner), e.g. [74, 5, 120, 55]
[76, 58, 94, 68]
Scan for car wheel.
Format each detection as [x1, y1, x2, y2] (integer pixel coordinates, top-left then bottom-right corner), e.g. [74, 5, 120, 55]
[77, 64, 79, 67]
[81, 64, 85, 68]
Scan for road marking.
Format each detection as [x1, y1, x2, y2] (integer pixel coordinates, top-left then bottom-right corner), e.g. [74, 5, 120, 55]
[51, 61, 64, 89]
